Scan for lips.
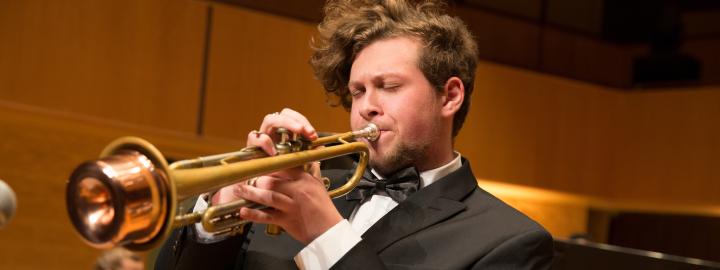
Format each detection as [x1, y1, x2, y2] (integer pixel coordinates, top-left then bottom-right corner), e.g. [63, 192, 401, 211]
[368, 124, 389, 133]
[371, 130, 392, 144]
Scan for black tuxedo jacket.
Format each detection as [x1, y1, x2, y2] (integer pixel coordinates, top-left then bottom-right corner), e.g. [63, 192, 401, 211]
[155, 159, 553, 269]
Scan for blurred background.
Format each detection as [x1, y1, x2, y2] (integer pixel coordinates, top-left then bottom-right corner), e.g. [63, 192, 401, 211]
[0, 0, 718, 268]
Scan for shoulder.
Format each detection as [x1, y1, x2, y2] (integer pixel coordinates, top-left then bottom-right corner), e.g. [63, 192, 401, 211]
[461, 186, 553, 260]
[455, 186, 554, 268]
[453, 159, 549, 239]
[463, 186, 550, 240]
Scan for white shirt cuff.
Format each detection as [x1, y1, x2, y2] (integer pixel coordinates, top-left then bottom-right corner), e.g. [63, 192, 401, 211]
[192, 193, 230, 243]
[294, 219, 362, 270]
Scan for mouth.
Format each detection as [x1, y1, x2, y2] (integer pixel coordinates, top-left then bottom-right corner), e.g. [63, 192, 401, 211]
[372, 125, 389, 133]
[369, 130, 391, 144]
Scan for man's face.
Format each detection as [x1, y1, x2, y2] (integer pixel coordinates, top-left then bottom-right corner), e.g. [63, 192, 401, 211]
[349, 36, 444, 175]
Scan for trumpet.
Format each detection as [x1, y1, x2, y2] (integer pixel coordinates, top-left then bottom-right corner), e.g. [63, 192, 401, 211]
[65, 124, 379, 250]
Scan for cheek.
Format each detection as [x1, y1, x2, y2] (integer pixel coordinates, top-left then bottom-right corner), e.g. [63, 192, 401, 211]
[403, 119, 432, 140]
[397, 98, 440, 137]
[349, 105, 361, 128]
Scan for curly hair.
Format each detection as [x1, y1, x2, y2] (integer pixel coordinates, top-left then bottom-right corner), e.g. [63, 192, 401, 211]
[310, 0, 478, 137]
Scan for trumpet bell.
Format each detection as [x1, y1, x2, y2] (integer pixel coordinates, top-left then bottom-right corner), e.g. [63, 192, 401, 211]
[66, 138, 176, 250]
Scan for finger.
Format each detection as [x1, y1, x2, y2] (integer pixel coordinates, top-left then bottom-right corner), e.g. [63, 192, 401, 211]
[259, 169, 325, 196]
[236, 175, 283, 192]
[279, 108, 318, 140]
[236, 184, 293, 212]
[308, 161, 322, 179]
[259, 112, 302, 137]
[241, 171, 322, 198]
[264, 166, 307, 183]
[246, 130, 277, 156]
[259, 111, 317, 141]
[212, 184, 243, 205]
[239, 207, 281, 225]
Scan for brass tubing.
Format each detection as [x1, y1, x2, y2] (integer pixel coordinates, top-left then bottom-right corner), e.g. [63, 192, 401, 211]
[198, 145, 369, 233]
[171, 141, 369, 201]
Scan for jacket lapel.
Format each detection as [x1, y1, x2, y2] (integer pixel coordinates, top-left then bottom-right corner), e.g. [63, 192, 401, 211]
[360, 158, 477, 253]
[334, 196, 359, 219]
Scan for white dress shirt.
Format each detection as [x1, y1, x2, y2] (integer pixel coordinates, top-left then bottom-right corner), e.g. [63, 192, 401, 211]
[192, 153, 463, 269]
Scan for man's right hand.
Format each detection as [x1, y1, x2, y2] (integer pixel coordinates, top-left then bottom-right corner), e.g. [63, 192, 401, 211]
[211, 108, 319, 206]
[209, 109, 343, 244]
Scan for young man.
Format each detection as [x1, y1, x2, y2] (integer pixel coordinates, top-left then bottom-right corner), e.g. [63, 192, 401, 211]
[156, 1, 553, 269]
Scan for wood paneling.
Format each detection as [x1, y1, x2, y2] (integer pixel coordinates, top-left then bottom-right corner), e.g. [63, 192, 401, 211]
[202, 4, 349, 140]
[458, 61, 619, 196]
[459, 61, 720, 204]
[0, 0, 207, 133]
[0, 101, 244, 269]
[608, 88, 720, 204]
[213, 0, 325, 23]
[540, 28, 647, 88]
[453, 6, 542, 69]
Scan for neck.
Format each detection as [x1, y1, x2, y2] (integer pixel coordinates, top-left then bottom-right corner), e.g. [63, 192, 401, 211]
[412, 116, 454, 171]
[414, 127, 455, 172]
[415, 146, 455, 172]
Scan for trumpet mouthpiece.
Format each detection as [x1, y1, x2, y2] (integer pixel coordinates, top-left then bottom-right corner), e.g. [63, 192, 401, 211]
[354, 123, 380, 142]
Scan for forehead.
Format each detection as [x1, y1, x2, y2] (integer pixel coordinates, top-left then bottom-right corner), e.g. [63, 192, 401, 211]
[349, 36, 422, 82]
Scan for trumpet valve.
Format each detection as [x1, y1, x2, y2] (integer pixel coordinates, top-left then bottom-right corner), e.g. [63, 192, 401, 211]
[265, 224, 284, 236]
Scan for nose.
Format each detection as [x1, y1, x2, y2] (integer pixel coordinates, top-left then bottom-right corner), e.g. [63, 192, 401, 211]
[358, 88, 382, 121]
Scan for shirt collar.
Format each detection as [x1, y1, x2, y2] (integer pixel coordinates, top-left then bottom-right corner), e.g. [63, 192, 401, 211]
[370, 152, 463, 188]
[419, 152, 462, 188]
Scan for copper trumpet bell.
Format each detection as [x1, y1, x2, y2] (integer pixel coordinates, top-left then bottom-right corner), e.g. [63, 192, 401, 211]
[66, 139, 174, 250]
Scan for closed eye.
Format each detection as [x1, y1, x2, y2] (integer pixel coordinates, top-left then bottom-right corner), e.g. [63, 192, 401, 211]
[381, 82, 402, 91]
[349, 87, 365, 97]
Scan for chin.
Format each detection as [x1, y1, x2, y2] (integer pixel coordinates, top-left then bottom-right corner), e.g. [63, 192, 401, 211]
[368, 148, 412, 175]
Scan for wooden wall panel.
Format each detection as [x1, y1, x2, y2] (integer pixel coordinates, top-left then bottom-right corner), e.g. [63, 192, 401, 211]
[202, 4, 349, 140]
[453, 6, 541, 69]
[540, 28, 645, 88]
[0, 102, 244, 269]
[0, 0, 207, 133]
[608, 88, 720, 204]
[459, 61, 720, 204]
[457, 61, 619, 196]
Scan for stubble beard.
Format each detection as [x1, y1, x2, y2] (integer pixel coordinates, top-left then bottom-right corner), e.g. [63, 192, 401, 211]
[369, 140, 429, 176]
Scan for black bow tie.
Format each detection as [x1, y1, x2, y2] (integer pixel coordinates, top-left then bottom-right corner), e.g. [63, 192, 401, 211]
[347, 167, 421, 203]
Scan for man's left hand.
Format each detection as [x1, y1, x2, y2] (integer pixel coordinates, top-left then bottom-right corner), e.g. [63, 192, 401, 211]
[234, 162, 343, 244]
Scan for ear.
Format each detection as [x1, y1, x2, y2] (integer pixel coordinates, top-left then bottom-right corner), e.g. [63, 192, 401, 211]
[440, 77, 464, 118]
